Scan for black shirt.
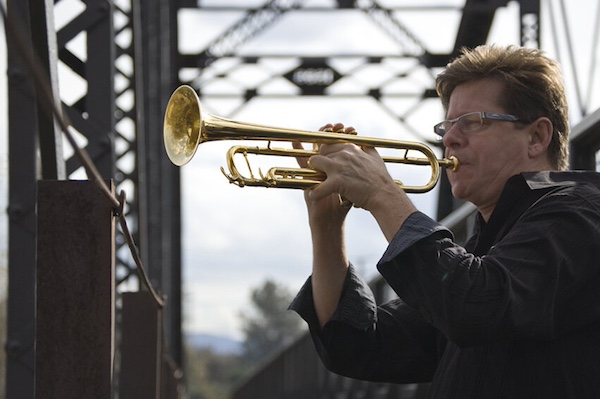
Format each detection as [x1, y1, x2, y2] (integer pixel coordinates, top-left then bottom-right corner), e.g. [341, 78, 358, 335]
[290, 171, 600, 398]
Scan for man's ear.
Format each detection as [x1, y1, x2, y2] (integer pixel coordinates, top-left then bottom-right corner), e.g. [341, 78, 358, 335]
[528, 117, 553, 159]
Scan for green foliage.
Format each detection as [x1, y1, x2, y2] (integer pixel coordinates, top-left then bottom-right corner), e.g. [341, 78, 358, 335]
[184, 279, 304, 399]
[239, 279, 304, 363]
[185, 346, 252, 399]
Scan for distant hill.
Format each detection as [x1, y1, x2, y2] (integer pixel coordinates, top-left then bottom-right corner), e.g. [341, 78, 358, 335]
[185, 333, 242, 355]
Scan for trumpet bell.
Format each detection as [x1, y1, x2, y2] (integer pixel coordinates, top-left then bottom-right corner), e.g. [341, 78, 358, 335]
[164, 85, 202, 166]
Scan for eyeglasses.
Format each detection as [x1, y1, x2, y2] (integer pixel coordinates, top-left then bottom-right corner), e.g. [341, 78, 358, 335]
[433, 111, 521, 137]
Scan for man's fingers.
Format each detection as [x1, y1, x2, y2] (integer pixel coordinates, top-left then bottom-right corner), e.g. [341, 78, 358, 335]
[292, 141, 310, 168]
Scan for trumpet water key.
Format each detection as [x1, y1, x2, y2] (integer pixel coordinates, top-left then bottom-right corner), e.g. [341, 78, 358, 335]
[163, 85, 459, 193]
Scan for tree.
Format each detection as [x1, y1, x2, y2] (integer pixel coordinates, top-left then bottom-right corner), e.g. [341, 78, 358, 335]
[185, 345, 250, 399]
[183, 279, 305, 398]
[239, 279, 304, 363]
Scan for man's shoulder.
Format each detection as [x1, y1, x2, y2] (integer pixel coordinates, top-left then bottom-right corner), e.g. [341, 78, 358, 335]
[521, 170, 600, 190]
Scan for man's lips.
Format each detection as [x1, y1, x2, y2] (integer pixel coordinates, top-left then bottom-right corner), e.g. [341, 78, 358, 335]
[447, 155, 465, 168]
[447, 156, 470, 173]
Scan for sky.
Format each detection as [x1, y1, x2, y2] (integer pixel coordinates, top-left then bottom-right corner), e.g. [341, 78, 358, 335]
[178, 0, 457, 339]
[1, 0, 600, 342]
[177, 0, 600, 341]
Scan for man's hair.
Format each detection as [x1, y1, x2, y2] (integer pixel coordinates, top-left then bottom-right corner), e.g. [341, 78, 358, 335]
[435, 45, 569, 170]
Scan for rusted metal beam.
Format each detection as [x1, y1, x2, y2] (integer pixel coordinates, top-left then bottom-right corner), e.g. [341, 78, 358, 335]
[35, 180, 115, 398]
[119, 291, 163, 399]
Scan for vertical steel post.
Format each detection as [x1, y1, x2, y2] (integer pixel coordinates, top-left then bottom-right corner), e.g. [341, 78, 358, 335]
[5, 0, 58, 395]
[119, 291, 163, 399]
[135, 0, 182, 366]
[519, 0, 541, 48]
[35, 180, 115, 398]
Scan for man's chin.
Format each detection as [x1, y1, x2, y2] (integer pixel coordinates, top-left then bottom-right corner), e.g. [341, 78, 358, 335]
[449, 184, 468, 201]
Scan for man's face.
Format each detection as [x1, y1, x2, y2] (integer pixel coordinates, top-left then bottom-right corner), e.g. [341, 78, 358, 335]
[442, 79, 533, 218]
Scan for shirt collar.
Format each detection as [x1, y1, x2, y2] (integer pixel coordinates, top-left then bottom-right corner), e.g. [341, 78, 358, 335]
[469, 171, 600, 255]
[520, 170, 600, 190]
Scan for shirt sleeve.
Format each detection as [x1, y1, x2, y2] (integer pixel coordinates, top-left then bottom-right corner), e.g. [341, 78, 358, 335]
[378, 192, 600, 348]
[289, 264, 440, 383]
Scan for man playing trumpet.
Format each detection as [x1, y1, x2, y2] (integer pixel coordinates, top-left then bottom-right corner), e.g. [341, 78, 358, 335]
[290, 44, 600, 398]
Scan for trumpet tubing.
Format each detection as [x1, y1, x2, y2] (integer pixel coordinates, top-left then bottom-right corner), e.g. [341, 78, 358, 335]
[163, 85, 459, 193]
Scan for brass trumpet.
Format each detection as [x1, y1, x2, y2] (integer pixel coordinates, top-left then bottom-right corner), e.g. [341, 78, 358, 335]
[163, 85, 459, 193]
